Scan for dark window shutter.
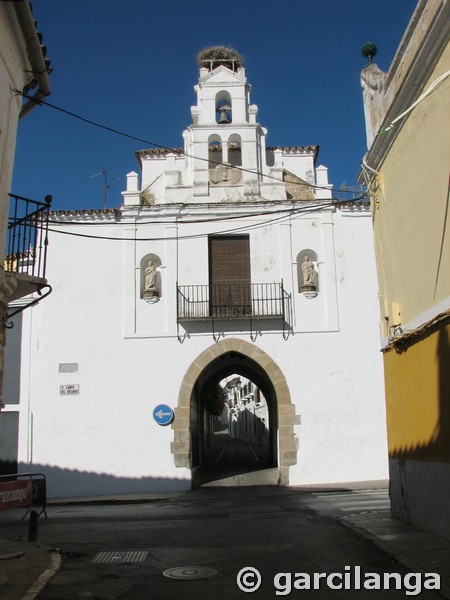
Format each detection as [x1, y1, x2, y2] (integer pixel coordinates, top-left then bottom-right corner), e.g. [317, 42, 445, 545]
[209, 236, 251, 316]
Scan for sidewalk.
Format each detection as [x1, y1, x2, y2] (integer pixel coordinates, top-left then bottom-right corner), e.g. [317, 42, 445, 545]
[341, 510, 450, 599]
[1, 485, 449, 599]
[0, 537, 60, 600]
[295, 482, 450, 599]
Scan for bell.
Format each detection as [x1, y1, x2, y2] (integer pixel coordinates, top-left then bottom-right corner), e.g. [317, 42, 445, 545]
[218, 105, 231, 124]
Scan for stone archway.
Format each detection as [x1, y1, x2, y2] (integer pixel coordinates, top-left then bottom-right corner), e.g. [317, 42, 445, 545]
[171, 338, 299, 485]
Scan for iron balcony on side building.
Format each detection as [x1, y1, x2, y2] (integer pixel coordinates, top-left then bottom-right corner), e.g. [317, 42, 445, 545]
[4, 194, 52, 317]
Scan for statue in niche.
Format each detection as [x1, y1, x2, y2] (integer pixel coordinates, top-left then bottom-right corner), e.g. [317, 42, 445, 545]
[143, 260, 159, 300]
[301, 255, 317, 291]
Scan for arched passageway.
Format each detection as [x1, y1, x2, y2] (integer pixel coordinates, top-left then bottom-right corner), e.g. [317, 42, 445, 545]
[172, 339, 299, 487]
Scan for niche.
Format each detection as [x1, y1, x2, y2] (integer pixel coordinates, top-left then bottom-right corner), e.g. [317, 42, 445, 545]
[140, 254, 162, 303]
[208, 134, 223, 169]
[297, 250, 319, 295]
[215, 91, 232, 124]
[228, 134, 242, 167]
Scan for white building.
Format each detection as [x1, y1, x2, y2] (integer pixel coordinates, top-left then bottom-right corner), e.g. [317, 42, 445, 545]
[224, 377, 270, 449]
[8, 48, 388, 497]
[0, 1, 52, 476]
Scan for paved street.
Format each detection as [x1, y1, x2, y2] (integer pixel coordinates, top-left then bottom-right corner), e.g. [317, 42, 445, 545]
[195, 432, 275, 487]
[1, 486, 446, 599]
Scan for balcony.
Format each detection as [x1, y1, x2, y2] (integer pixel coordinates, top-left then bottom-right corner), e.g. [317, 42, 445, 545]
[177, 282, 292, 340]
[4, 194, 52, 307]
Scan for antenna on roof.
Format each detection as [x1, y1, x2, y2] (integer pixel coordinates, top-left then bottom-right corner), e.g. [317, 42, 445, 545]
[91, 170, 120, 209]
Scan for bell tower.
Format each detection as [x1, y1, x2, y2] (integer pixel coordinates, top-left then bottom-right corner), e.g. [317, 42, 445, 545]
[132, 46, 294, 206]
[183, 46, 284, 200]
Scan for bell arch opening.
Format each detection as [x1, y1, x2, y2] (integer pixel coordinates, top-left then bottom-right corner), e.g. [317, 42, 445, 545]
[216, 91, 232, 124]
[172, 339, 298, 487]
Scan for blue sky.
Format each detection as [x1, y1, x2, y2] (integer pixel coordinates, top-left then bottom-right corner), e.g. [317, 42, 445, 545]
[12, 0, 417, 212]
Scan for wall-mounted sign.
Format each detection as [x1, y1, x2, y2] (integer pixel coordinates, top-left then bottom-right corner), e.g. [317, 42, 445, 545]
[59, 363, 78, 373]
[60, 384, 80, 396]
[152, 404, 174, 426]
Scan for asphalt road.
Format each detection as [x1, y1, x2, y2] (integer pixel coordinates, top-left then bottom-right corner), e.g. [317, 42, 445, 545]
[4, 487, 444, 599]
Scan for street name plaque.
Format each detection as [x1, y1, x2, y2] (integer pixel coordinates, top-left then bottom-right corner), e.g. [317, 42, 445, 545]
[59, 384, 80, 395]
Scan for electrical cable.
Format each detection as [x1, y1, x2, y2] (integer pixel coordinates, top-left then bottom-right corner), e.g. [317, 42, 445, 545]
[382, 309, 450, 353]
[46, 191, 368, 227]
[378, 70, 450, 136]
[46, 201, 337, 242]
[361, 156, 380, 178]
[13, 88, 363, 196]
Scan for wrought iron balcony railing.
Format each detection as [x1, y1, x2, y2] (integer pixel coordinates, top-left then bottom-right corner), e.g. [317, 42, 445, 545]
[177, 282, 290, 321]
[5, 194, 52, 281]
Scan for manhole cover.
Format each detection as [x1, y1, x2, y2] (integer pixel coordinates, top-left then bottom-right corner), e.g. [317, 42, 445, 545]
[91, 550, 148, 564]
[163, 566, 218, 580]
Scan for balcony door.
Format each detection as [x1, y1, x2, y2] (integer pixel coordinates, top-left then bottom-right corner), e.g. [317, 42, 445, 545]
[209, 235, 251, 317]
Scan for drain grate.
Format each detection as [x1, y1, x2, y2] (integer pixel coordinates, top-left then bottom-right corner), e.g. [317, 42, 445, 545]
[91, 550, 148, 564]
[163, 566, 218, 580]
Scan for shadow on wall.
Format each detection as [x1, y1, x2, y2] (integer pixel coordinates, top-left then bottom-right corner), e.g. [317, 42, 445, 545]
[388, 321, 450, 538]
[12, 462, 191, 499]
[228, 407, 269, 448]
[389, 322, 450, 461]
[437, 324, 450, 459]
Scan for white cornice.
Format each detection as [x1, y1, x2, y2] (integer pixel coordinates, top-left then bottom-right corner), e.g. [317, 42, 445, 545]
[49, 209, 119, 223]
[119, 200, 335, 222]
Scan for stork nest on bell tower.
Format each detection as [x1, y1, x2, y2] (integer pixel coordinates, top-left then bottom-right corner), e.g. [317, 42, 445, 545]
[197, 46, 244, 72]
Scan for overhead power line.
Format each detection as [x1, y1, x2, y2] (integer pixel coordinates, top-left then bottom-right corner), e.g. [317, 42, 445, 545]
[13, 89, 364, 196]
[47, 193, 368, 228]
[47, 201, 339, 242]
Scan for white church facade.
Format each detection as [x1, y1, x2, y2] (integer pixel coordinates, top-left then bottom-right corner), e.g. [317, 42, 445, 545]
[6, 48, 388, 497]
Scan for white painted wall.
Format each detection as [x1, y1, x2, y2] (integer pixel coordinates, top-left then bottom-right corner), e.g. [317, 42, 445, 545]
[12, 56, 387, 497]
[15, 200, 387, 497]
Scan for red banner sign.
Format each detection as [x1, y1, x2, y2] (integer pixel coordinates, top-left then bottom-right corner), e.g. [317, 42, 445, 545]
[0, 480, 31, 511]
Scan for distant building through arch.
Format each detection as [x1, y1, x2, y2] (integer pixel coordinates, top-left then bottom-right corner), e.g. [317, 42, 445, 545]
[172, 338, 299, 486]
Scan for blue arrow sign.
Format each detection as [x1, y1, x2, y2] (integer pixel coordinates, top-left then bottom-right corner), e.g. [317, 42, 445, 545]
[153, 404, 174, 426]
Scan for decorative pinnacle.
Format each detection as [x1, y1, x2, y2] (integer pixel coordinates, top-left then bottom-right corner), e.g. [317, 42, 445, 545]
[361, 42, 378, 64]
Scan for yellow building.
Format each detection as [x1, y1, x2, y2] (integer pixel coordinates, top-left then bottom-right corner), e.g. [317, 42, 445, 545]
[360, 0, 450, 537]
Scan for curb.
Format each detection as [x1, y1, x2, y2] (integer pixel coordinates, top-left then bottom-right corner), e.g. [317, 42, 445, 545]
[19, 551, 61, 600]
[338, 517, 450, 600]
